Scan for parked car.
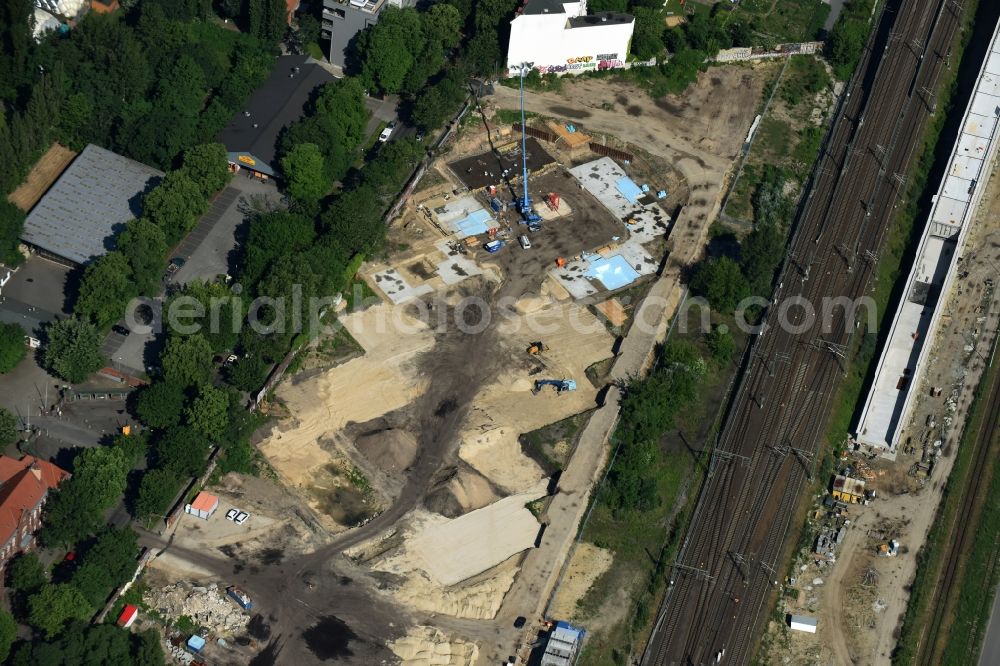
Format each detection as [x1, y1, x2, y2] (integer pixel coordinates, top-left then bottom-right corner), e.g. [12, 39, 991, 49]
[484, 240, 505, 253]
[378, 122, 396, 143]
[234, 511, 250, 525]
[166, 257, 185, 275]
[225, 509, 238, 521]
[111, 324, 130, 336]
[513, 616, 527, 629]
[519, 235, 531, 249]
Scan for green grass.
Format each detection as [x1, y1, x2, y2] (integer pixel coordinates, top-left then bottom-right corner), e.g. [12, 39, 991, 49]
[938, 362, 1000, 664]
[575, 317, 745, 666]
[728, 0, 830, 42]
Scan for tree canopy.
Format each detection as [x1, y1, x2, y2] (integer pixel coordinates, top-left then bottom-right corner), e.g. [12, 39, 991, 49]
[28, 584, 93, 639]
[181, 143, 231, 197]
[74, 252, 136, 329]
[0, 407, 18, 445]
[135, 380, 187, 431]
[43, 447, 129, 547]
[143, 170, 208, 246]
[0, 322, 26, 373]
[185, 383, 230, 442]
[0, 201, 25, 267]
[690, 256, 751, 314]
[117, 219, 168, 297]
[43, 317, 103, 384]
[10, 622, 164, 666]
[281, 143, 327, 203]
[160, 333, 214, 387]
[70, 527, 139, 608]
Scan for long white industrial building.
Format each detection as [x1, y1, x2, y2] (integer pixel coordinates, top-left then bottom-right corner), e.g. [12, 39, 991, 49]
[854, 19, 1000, 453]
[507, 0, 634, 76]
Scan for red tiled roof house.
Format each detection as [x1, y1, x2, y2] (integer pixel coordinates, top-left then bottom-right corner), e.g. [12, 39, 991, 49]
[0, 455, 70, 568]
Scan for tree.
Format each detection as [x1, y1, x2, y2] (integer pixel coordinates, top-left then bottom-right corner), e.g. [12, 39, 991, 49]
[117, 219, 168, 297]
[43, 317, 104, 384]
[28, 584, 93, 639]
[0, 610, 15, 663]
[410, 71, 465, 132]
[295, 13, 321, 50]
[741, 221, 784, 295]
[166, 280, 244, 353]
[0, 201, 25, 267]
[0, 407, 18, 445]
[135, 380, 188, 430]
[224, 354, 270, 392]
[8, 552, 47, 596]
[160, 333, 214, 387]
[281, 143, 327, 203]
[241, 211, 316, 289]
[71, 527, 139, 607]
[0, 322, 26, 373]
[356, 7, 424, 94]
[75, 252, 137, 329]
[135, 468, 180, 520]
[249, 0, 288, 45]
[156, 426, 210, 477]
[43, 446, 129, 546]
[185, 383, 229, 441]
[181, 143, 231, 197]
[143, 170, 208, 245]
[631, 7, 665, 59]
[690, 257, 751, 313]
[706, 325, 735, 363]
[11, 622, 165, 665]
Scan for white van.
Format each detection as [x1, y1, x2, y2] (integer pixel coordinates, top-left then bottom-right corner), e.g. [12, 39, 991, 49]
[519, 235, 531, 249]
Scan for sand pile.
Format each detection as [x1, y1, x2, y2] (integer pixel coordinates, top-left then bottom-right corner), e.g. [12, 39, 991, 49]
[356, 428, 418, 473]
[459, 427, 546, 494]
[391, 563, 519, 619]
[389, 626, 479, 666]
[425, 466, 499, 518]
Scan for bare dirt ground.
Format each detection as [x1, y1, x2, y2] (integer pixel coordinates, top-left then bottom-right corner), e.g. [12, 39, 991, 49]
[547, 543, 614, 620]
[7, 143, 76, 210]
[146, 66, 770, 665]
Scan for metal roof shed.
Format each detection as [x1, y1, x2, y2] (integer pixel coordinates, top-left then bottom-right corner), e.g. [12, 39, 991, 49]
[20, 144, 163, 266]
[789, 615, 818, 633]
[185, 491, 219, 520]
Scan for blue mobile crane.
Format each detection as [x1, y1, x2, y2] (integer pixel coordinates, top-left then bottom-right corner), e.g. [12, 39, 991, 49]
[517, 64, 542, 226]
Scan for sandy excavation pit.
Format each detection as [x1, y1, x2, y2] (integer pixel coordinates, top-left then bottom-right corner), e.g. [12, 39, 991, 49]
[258, 287, 615, 527]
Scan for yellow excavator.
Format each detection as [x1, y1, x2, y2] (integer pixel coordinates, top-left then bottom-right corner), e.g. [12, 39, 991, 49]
[526, 341, 548, 355]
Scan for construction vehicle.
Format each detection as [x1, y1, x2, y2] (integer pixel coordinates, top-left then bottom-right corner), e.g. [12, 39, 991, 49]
[532, 379, 576, 395]
[526, 341, 548, 355]
[516, 63, 542, 226]
[226, 586, 253, 610]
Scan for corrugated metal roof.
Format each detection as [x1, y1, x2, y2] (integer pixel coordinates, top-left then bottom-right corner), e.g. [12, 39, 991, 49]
[20, 144, 163, 265]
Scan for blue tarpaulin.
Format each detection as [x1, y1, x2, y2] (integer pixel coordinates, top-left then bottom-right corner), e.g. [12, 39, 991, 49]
[187, 636, 206, 653]
[615, 177, 643, 204]
[587, 254, 641, 290]
[453, 209, 493, 239]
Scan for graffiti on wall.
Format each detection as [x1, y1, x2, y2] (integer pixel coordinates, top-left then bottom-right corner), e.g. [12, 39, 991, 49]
[533, 53, 626, 75]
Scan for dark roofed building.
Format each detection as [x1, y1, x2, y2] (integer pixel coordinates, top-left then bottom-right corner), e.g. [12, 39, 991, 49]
[217, 55, 335, 179]
[20, 144, 164, 266]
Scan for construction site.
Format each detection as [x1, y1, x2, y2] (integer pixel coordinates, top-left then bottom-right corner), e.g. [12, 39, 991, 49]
[192, 57, 778, 666]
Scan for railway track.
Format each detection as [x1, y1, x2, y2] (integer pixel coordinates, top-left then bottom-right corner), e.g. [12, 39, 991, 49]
[916, 341, 1000, 665]
[642, 0, 965, 663]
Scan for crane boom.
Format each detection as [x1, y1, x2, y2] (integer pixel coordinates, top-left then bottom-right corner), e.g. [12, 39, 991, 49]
[518, 64, 541, 224]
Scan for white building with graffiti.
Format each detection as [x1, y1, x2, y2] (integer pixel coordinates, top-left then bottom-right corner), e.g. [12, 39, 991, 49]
[507, 0, 635, 76]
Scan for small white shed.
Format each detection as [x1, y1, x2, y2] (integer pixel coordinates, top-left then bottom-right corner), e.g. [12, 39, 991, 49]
[789, 614, 818, 633]
[184, 491, 219, 520]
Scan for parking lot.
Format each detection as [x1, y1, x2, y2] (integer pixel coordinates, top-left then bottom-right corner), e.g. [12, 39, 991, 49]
[0, 256, 72, 336]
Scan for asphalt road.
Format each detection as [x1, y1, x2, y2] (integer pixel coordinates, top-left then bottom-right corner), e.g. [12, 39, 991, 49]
[643, 0, 964, 663]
